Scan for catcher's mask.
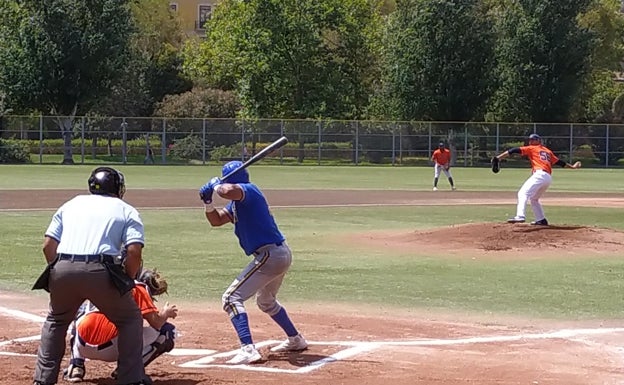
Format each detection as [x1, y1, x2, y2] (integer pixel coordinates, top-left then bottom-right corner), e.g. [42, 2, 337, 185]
[88, 166, 126, 198]
[222, 160, 249, 184]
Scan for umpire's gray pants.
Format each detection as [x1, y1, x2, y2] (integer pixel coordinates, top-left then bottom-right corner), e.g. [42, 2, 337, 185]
[34, 260, 146, 384]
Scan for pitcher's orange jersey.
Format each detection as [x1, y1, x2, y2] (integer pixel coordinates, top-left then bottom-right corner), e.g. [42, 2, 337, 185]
[519, 145, 559, 174]
[432, 148, 451, 165]
[77, 284, 157, 345]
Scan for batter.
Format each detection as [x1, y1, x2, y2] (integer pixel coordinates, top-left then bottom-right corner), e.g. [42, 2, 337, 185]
[199, 161, 308, 364]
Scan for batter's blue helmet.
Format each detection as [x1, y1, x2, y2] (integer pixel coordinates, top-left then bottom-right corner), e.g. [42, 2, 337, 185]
[222, 160, 250, 184]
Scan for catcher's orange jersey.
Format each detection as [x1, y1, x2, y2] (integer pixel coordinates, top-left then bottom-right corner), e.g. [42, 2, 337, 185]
[432, 148, 451, 165]
[519, 145, 559, 174]
[77, 284, 157, 345]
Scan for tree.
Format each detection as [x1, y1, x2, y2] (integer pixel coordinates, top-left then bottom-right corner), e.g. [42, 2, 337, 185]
[571, 0, 624, 123]
[154, 88, 240, 119]
[372, 0, 496, 122]
[185, 0, 383, 120]
[0, 0, 134, 163]
[89, 0, 192, 118]
[487, 0, 594, 122]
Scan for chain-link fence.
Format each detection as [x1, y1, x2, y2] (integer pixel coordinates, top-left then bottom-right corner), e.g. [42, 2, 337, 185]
[1, 116, 623, 167]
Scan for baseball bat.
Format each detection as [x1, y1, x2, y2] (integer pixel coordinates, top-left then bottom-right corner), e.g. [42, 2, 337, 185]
[221, 136, 288, 182]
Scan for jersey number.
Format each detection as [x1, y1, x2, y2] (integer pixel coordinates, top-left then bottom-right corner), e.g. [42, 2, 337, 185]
[539, 151, 551, 162]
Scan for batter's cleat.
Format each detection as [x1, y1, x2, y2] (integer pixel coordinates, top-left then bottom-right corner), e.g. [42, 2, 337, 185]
[270, 334, 308, 352]
[432, 187, 438, 191]
[63, 363, 85, 383]
[507, 216, 525, 223]
[530, 218, 549, 226]
[227, 344, 262, 364]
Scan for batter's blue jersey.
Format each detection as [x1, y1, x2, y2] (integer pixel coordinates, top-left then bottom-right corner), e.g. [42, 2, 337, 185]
[224, 183, 285, 255]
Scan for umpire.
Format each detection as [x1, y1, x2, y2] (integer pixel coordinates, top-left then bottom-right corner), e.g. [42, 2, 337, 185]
[32, 166, 151, 385]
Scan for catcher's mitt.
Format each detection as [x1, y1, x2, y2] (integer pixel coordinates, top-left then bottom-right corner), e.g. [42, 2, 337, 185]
[138, 268, 168, 297]
[491, 157, 500, 173]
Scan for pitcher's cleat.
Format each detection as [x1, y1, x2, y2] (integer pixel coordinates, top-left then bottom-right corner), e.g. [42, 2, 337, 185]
[507, 216, 525, 223]
[530, 218, 549, 226]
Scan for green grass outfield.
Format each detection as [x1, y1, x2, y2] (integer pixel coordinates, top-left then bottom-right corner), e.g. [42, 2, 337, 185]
[1, 164, 623, 320]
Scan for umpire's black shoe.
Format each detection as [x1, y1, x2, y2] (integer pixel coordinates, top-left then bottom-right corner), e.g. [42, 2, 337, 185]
[530, 218, 549, 226]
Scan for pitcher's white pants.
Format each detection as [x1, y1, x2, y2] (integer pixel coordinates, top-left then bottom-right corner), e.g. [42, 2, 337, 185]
[516, 170, 551, 220]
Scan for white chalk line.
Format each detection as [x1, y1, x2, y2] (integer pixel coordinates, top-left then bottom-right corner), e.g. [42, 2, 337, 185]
[3, 305, 624, 374]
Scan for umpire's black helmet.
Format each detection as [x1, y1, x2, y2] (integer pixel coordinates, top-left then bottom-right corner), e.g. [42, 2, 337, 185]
[88, 166, 126, 198]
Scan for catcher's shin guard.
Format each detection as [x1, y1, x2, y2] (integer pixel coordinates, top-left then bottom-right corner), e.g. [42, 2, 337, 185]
[143, 323, 176, 367]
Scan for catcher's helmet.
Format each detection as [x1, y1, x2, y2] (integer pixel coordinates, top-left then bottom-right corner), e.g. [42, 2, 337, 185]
[88, 166, 126, 198]
[221, 160, 249, 184]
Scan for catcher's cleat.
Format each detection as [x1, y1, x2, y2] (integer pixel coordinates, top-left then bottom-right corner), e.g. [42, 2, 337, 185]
[227, 344, 262, 364]
[63, 363, 85, 383]
[507, 216, 525, 223]
[530, 218, 549, 226]
[270, 334, 308, 352]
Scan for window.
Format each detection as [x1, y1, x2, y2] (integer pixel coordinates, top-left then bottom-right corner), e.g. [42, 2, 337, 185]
[197, 4, 212, 30]
[169, 3, 177, 11]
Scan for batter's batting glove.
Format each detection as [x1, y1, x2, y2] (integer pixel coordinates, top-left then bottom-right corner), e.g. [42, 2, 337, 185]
[199, 177, 222, 204]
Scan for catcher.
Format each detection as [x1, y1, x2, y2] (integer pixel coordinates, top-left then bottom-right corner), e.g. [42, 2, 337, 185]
[63, 268, 178, 383]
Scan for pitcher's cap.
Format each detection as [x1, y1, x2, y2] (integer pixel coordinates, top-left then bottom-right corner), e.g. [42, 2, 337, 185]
[529, 134, 541, 140]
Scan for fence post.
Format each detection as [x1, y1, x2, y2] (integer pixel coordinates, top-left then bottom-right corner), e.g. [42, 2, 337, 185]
[391, 124, 396, 166]
[121, 118, 127, 165]
[39, 115, 43, 164]
[80, 117, 85, 164]
[280, 120, 284, 164]
[569, 123, 573, 162]
[355, 121, 359, 166]
[464, 124, 468, 166]
[161, 118, 166, 164]
[428, 122, 432, 157]
[241, 120, 246, 161]
[496, 123, 500, 154]
[202, 118, 206, 165]
[398, 123, 402, 165]
[317, 120, 321, 165]
[606, 124, 610, 167]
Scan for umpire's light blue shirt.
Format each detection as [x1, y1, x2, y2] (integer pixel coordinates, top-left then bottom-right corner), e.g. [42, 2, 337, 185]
[45, 194, 144, 255]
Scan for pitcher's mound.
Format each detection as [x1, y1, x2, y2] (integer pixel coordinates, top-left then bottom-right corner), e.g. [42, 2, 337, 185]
[346, 223, 624, 260]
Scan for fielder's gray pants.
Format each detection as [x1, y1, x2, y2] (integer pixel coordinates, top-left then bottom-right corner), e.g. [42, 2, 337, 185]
[34, 260, 146, 384]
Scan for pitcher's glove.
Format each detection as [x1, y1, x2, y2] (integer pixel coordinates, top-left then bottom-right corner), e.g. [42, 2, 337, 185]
[491, 157, 500, 173]
[138, 268, 168, 297]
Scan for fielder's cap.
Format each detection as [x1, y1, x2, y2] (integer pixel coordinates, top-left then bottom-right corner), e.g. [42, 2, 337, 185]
[529, 133, 541, 140]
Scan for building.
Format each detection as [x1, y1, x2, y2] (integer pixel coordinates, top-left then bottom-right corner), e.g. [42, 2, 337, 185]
[169, 0, 217, 35]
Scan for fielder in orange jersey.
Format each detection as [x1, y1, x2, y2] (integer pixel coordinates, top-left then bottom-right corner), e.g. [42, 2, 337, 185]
[494, 133, 581, 225]
[431, 142, 456, 191]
